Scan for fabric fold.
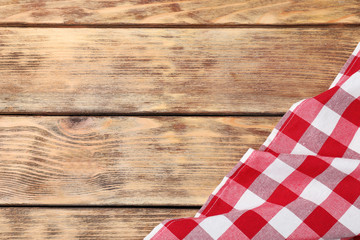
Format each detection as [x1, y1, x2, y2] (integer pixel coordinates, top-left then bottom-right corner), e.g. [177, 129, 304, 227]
[145, 42, 360, 240]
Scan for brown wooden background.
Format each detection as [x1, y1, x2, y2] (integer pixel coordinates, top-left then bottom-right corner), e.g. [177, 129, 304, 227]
[0, 0, 359, 239]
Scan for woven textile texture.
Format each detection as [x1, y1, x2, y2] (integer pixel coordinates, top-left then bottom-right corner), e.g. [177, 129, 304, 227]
[145, 43, 360, 240]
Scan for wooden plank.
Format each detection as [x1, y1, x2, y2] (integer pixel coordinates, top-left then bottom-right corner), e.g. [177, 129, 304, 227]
[0, 28, 358, 114]
[0, 207, 196, 239]
[0, 0, 359, 25]
[0, 116, 277, 205]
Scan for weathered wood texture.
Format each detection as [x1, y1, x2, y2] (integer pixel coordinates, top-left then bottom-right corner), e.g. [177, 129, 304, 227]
[0, 0, 359, 25]
[0, 28, 358, 114]
[0, 207, 196, 239]
[0, 116, 277, 205]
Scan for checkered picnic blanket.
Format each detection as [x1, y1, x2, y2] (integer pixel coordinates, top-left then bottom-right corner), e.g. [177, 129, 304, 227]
[145, 43, 360, 240]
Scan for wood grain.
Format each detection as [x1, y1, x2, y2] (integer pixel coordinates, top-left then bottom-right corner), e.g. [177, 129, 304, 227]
[0, 207, 196, 239]
[0, 0, 359, 25]
[0, 116, 278, 205]
[0, 27, 358, 114]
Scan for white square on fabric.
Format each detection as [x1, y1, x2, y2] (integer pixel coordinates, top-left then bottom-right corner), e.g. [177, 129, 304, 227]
[291, 142, 316, 155]
[348, 128, 360, 153]
[268, 207, 302, 238]
[310, 105, 341, 135]
[199, 215, 233, 239]
[234, 189, 265, 211]
[299, 179, 332, 205]
[339, 205, 360, 234]
[262, 158, 295, 183]
[340, 71, 360, 98]
[331, 158, 360, 175]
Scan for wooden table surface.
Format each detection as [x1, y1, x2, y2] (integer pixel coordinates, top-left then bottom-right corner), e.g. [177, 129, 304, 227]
[0, 1, 359, 239]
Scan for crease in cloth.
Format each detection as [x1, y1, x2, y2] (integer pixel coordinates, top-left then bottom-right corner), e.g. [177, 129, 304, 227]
[145, 42, 360, 240]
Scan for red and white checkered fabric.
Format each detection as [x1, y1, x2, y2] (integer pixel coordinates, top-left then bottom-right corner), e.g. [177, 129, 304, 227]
[145, 42, 360, 240]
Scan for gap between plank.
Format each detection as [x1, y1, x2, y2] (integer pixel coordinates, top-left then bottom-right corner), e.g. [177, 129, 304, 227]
[0, 23, 360, 28]
[0, 112, 284, 117]
[0, 204, 202, 209]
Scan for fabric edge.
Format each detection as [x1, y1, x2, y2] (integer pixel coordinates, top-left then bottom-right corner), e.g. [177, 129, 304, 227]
[329, 42, 360, 89]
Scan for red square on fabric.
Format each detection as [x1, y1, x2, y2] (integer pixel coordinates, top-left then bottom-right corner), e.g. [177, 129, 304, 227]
[303, 206, 337, 237]
[165, 218, 198, 239]
[204, 196, 234, 216]
[234, 210, 267, 239]
[313, 86, 340, 105]
[318, 137, 348, 157]
[296, 156, 330, 178]
[267, 184, 298, 206]
[333, 175, 360, 204]
[231, 165, 261, 188]
[341, 99, 360, 127]
[280, 113, 311, 142]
